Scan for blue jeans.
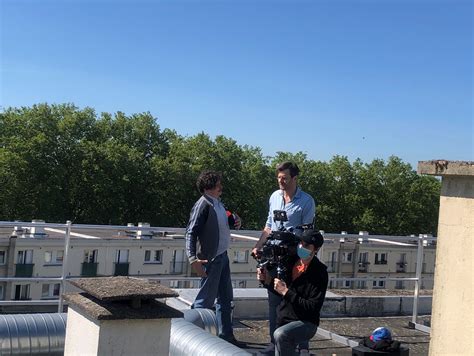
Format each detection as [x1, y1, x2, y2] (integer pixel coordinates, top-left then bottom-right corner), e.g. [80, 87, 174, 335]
[192, 251, 234, 339]
[268, 291, 309, 350]
[274, 321, 318, 356]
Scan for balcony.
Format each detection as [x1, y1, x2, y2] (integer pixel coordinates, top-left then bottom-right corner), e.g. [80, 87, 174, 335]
[396, 262, 407, 273]
[358, 261, 370, 272]
[114, 262, 129, 276]
[169, 261, 187, 275]
[81, 262, 98, 277]
[15, 263, 34, 277]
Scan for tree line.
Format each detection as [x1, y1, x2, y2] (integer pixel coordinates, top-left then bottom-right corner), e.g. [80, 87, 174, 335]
[0, 104, 440, 235]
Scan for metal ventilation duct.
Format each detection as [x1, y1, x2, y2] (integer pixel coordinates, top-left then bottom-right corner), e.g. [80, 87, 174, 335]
[170, 318, 251, 356]
[0, 310, 249, 356]
[0, 313, 66, 356]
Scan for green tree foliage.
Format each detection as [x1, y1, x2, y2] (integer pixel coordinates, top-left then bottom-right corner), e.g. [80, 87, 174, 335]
[0, 104, 440, 235]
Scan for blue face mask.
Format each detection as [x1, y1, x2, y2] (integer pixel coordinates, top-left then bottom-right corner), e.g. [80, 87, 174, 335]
[297, 245, 312, 259]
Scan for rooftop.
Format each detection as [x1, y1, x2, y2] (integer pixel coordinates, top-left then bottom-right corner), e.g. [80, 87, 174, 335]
[234, 315, 430, 355]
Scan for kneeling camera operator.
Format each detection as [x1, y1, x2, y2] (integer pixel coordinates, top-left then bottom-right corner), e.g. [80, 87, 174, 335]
[257, 228, 328, 356]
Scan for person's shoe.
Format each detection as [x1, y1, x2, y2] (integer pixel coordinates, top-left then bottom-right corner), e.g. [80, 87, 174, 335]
[260, 343, 275, 355]
[299, 349, 310, 355]
[220, 335, 246, 348]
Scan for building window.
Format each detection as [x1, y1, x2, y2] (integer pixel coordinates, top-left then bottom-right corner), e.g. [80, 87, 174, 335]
[170, 250, 186, 274]
[144, 250, 163, 263]
[84, 250, 98, 263]
[372, 279, 386, 288]
[42, 283, 61, 299]
[115, 249, 129, 263]
[232, 280, 247, 288]
[0, 251, 6, 264]
[56, 250, 64, 263]
[342, 252, 353, 263]
[357, 280, 367, 289]
[395, 280, 404, 289]
[233, 250, 249, 263]
[359, 252, 368, 263]
[14, 284, 30, 300]
[44, 250, 64, 265]
[343, 279, 352, 288]
[375, 253, 388, 265]
[0, 285, 4, 299]
[17, 250, 33, 264]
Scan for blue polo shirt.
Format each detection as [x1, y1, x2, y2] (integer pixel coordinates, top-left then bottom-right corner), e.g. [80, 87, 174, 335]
[265, 187, 316, 236]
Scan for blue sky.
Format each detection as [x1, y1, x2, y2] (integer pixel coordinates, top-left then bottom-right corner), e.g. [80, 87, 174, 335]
[1, 0, 472, 168]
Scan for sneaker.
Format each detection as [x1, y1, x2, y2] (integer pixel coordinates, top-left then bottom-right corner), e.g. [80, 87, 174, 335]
[299, 349, 310, 355]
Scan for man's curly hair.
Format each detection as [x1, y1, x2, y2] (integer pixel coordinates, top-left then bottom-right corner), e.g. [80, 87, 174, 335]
[196, 170, 222, 194]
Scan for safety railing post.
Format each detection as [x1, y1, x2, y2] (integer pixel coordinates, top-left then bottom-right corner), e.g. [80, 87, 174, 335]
[412, 233, 424, 324]
[58, 220, 72, 313]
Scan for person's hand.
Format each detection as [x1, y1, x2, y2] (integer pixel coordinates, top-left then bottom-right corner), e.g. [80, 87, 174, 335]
[191, 259, 208, 277]
[274, 278, 288, 296]
[233, 213, 242, 230]
[251, 247, 259, 258]
[257, 267, 272, 285]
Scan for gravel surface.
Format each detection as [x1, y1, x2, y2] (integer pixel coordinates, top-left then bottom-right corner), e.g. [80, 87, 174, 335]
[234, 315, 431, 355]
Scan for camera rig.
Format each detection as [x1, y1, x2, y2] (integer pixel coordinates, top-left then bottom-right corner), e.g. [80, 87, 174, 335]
[253, 210, 312, 286]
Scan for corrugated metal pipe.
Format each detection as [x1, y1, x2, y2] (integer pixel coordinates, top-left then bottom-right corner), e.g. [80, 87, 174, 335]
[182, 308, 219, 335]
[0, 313, 66, 356]
[0, 309, 250, 356]
[170, 318, 251, 356]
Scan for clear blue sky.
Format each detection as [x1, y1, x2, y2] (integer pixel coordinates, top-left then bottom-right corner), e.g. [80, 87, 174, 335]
[1, 0, 472, 168]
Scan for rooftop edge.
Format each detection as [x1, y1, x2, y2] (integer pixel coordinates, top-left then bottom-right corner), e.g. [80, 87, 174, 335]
[417, 160, 474, 177]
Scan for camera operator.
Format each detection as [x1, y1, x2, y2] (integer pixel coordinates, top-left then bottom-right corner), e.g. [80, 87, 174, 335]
[257, 230, 328, 356]
[252, 161, 316, 354]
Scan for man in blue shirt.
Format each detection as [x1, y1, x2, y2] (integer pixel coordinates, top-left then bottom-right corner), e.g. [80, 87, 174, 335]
[252, 162, 316, 355]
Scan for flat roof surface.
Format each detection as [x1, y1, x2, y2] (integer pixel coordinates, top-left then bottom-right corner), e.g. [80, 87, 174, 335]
[235, 315, 430, 355]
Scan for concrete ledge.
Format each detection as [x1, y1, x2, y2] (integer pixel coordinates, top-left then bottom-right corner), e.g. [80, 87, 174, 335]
[168, 289, 432, 318]
[418, 160, 474, 176]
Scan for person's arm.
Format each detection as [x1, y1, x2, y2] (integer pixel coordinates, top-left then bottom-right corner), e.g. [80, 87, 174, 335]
[185, 199, 210, 277]
[252, 196, 274, 255]
[252, 227, 271, 254]
[301, 197, 316, 225]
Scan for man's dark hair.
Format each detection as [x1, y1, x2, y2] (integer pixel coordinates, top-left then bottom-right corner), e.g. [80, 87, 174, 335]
[196, 170, 222, 194]
[276, 161, 300, 177]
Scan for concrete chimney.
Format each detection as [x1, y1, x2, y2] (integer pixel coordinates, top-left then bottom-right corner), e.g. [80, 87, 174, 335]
[418, 160, 474, 355]
[63, 277, 182, 356]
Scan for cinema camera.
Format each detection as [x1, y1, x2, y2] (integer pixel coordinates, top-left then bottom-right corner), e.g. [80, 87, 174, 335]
[253, 210, 312, 286]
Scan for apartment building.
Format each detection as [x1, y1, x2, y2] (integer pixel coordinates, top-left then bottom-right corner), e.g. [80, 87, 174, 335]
[0, 223, 435, 308]
[321, 233, 436, 290]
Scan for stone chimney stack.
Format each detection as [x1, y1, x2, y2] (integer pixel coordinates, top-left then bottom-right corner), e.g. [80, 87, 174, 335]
[63, 277, 183, 356]
[418, 160, 474, 355]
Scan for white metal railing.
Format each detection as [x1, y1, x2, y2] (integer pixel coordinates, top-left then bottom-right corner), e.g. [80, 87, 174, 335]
[0, 221, 432, 332]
